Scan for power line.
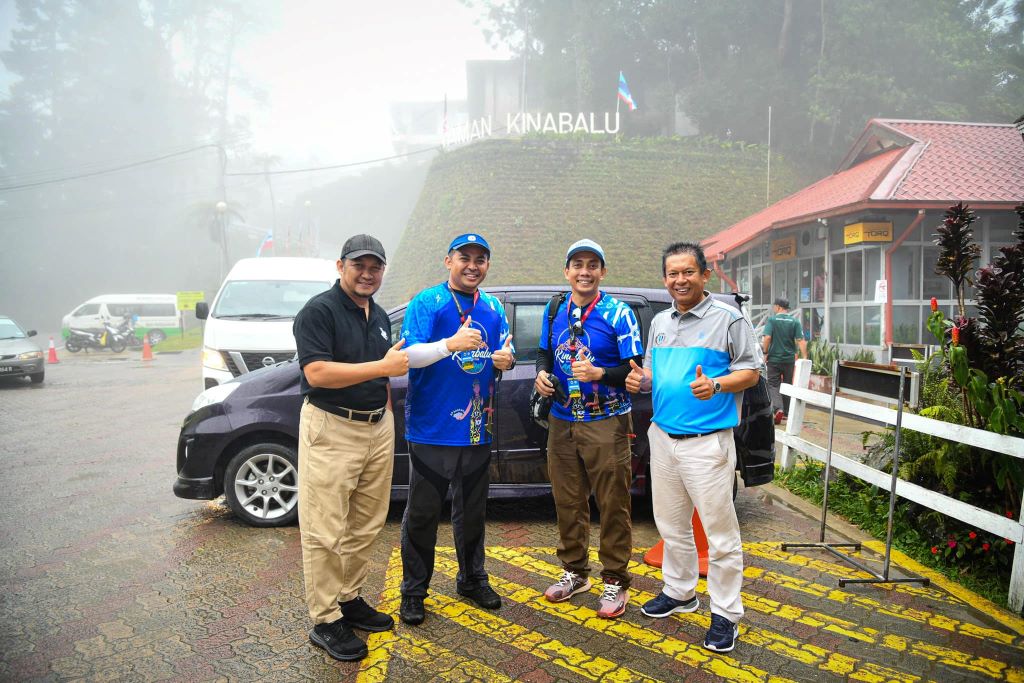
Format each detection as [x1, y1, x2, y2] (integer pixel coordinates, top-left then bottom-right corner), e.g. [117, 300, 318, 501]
[225, 145, 440, 177]
[0, 143, 224, 192]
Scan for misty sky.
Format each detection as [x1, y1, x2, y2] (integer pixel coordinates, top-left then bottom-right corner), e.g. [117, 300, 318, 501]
[0, 1, 508, 167]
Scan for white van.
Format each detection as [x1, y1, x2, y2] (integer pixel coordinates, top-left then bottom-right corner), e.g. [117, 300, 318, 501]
[62, 294, 179, 342]
[196, 257, 338, 388]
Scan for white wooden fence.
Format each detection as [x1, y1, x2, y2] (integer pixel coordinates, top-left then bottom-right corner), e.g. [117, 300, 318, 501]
[778, 359, 1024, 613]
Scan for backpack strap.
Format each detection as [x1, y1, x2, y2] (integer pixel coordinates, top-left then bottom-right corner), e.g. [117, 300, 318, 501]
[546, 292, 567, 353]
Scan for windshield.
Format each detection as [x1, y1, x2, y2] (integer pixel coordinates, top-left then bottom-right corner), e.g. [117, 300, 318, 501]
[0, 319, 27, 339]
[211, 280, 331, 319]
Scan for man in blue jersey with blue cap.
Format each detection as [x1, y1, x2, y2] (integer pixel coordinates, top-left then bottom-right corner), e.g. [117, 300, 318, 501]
[397, 233, 515, 626]
[626, 241, 760, 654]
[534, 238, 644, 619]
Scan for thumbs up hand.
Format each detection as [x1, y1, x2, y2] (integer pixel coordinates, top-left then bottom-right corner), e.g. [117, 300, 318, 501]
[689, 363, 716, 400]
[491, 334, 515, 371]
[625, 358, 648, 394]
[446, 315, 483, 352]
[382, 338, 409, 376]
[571, 353, 599, 382]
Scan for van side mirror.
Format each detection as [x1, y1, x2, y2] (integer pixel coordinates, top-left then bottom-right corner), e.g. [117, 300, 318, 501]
[195, 302, 209, 320]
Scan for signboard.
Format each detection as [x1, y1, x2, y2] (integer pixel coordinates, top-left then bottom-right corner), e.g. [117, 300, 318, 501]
[176, 291, 205, 311]
[836, 361, 920, 408]
[844, 221, 893, 245]
[770, 236, 797, 261]
[874, 279, 888, 303]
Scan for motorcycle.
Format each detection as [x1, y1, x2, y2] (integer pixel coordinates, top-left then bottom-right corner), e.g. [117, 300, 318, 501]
[65, 319, 128, 354]
[117, 315, 142, 348]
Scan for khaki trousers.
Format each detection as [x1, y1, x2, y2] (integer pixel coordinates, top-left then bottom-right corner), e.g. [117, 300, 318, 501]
[298, 399, 395, 624]
[546, 413, 633, 587]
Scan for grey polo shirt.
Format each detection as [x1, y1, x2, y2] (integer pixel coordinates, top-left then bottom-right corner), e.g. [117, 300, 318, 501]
[643, 293, 760, 434]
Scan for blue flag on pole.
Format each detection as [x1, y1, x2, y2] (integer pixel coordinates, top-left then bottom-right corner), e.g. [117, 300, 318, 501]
[618, 71, 637, 111]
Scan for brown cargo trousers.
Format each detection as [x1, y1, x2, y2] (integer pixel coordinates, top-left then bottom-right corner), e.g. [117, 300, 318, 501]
[298, 399, 395, 625]
[546, 412, 633, 588]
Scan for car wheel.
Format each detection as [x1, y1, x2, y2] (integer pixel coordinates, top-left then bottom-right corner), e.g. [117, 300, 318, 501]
[29, 371, 44, 384]
[148, 329, 166, 344]
[224, 443, 299, 527]
[65, 339, 81, 353]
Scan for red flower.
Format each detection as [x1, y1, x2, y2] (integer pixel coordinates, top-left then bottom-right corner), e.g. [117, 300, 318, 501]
[983, 543, 990, 551]
[969, 531, 977, 540]
[948, 540, 957, 549]
[951, 326, 960, 345]
[1007, 539, 1016, 546]
[1007, 511, 1016, 519]
[930, 297, 938, 312]
[931, 546, 939, 554]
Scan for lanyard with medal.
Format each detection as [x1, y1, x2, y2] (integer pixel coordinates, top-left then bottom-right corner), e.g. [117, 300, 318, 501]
[447, 283, 480, 371]
[566, 293, 600, 399]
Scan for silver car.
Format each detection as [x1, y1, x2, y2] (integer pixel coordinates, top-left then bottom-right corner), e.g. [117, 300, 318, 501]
[0, 316, 45, 384]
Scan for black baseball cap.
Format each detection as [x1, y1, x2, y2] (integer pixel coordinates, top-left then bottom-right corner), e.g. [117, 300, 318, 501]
[341, 234, 386, 264]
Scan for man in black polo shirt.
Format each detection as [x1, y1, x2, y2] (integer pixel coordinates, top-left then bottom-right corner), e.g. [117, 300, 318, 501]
[293, 234, 409, 662]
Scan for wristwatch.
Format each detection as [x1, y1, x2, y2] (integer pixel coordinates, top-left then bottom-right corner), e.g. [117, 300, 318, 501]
[712, 379, 722, 395]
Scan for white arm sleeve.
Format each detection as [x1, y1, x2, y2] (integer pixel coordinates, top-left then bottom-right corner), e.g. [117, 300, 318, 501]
[406, 338, 452, 368]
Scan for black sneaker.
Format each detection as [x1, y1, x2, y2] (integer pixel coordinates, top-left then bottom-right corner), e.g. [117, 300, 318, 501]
[457, 584, 501, 609]
[399, 595, 425, 625]
[309, 619, 368, 661]
[340, 596, 395, 632]
[703, 614, 739, 653]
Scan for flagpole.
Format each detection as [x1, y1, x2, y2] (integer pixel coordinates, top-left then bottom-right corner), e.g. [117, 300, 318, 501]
[766, 105, 772, 207]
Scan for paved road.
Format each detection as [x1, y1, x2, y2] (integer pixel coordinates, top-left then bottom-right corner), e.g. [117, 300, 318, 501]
[1, 350, 1022, 681]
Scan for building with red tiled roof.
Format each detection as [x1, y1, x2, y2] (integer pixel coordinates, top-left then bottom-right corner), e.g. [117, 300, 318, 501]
[701, 118, 1023, 355]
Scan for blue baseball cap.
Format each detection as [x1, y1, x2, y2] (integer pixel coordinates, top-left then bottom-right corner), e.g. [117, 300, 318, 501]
[448, 233, 491, 255]
[566, 238, 605, 266]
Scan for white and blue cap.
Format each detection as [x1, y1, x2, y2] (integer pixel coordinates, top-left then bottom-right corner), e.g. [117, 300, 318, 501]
[448, 233, 491, 255]
[565, 238, 605, 266]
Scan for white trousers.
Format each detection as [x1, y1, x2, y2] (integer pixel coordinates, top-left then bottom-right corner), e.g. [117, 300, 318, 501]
[649, 422, 744, 623]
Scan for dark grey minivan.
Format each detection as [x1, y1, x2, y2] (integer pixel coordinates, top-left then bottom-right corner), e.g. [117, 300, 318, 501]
[173, 287, 771, 526]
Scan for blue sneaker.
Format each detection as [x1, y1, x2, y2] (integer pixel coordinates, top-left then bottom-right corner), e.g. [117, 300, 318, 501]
[703, 614, 739, 652]
[640, 592, 699, 618]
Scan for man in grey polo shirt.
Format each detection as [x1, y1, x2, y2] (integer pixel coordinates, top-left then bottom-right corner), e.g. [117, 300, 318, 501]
[625, 241, 760, 654]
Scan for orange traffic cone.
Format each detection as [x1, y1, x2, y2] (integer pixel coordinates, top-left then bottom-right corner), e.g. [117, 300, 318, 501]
[141, 333, 154, 361]
[643, 509, 709, 577]
[47, 336, 59, 364]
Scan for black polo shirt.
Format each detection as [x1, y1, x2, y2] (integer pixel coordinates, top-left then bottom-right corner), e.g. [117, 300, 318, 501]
[293, 280, 392, 410]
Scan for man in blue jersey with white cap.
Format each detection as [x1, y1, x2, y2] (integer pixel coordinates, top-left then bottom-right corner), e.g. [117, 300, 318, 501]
[626, 241, 760, 653]
[534, 238, 644, 619]
[397, 233, 514, 626]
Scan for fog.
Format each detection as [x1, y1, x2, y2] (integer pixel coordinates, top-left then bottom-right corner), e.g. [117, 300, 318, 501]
[1, 0, 1020, 333]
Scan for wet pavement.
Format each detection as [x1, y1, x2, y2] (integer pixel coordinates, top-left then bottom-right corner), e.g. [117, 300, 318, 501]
[1, 350, 1021, 681]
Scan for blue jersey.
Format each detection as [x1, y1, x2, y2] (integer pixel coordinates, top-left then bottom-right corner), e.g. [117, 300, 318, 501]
[540, 291, 643, 422]
[401, 283, 511, 446]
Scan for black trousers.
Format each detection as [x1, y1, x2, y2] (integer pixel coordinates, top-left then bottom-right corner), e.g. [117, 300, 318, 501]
[767, 360, 796, 416]
[400, 442, 492, 598]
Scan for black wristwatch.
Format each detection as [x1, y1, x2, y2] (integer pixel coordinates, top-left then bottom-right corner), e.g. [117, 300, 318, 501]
[712, 379, 722, 395]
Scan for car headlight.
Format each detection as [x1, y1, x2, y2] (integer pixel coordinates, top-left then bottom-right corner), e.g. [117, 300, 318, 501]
[202, 347, 228, 371]
[17, 351, 43, 360]
[191, 381, 240, 411]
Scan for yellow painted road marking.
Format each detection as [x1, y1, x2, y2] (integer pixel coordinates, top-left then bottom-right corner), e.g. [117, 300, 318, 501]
[861, 540, 1024, 637]
[356, 548, 402, 683]
[481, 547, 920, 683]
[615, 549, 1024, 681]
[392, 632, 514, 682]
[745, 542, 966, 606]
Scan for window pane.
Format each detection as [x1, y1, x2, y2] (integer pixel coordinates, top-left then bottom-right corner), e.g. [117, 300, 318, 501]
[752, 268, 763, 305]
[863, 248, 881, 300]
[848, 250, 863, 301]
[893, 305, 920, 343]
[830, 307, 845, 343]
[789, 262, 800, 305]
[761, 265, 772, 305]
[831, 254, 846, 301]
[864, 306, 881, 345]
[774, 262, 787, 302]
[846, 306, 862, 344]
[74, 304, 101, 316]
[513, 304, 545, 363]
[812, 257, 825, 303]
[922, 247, 950, 299]
[891, 246, 920, 299]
